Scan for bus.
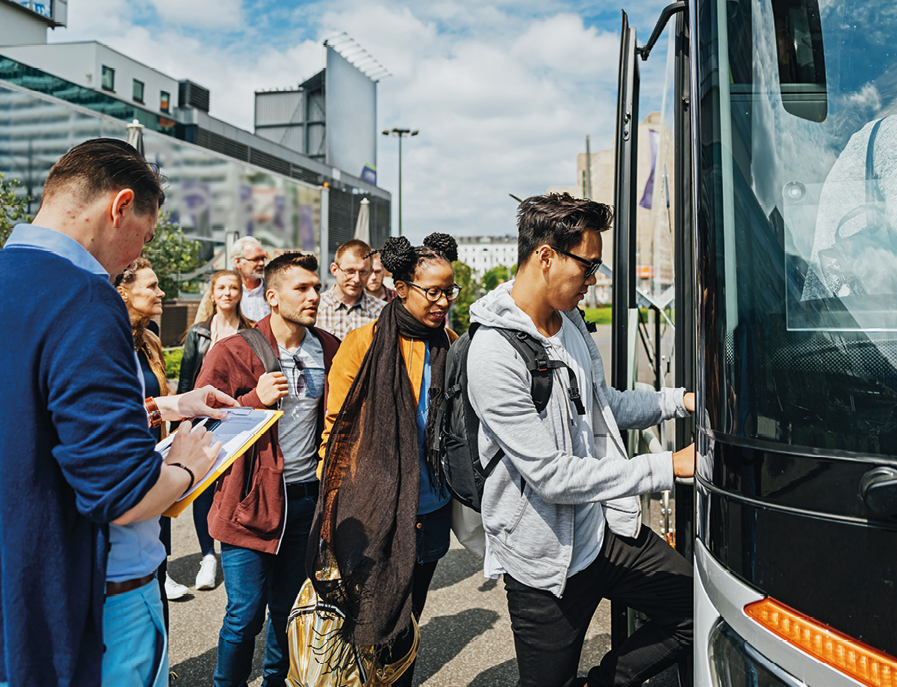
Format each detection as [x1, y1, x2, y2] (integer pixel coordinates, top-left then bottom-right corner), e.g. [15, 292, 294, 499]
[610, 1, 897, 685]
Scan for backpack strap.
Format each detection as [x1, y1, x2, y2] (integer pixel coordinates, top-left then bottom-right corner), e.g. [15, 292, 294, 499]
[239, 329, 282, 374]
[237, 329, 282, 497]
[493, 328, 586, 415]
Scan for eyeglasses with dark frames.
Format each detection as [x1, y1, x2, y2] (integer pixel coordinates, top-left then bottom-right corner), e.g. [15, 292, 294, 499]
[550, 246, 602, 278]
[406, 282, 463, 302]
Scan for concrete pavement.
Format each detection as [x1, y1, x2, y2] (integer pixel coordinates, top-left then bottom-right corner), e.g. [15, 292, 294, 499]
[166, 501, 680, 686]
[166, 325, 682, 685]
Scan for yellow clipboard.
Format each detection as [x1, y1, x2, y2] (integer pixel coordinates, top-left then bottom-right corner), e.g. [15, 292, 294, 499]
[162, 408, 283, 517]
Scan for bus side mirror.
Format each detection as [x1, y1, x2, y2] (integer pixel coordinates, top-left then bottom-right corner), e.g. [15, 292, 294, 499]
[772, 0, 827, 122]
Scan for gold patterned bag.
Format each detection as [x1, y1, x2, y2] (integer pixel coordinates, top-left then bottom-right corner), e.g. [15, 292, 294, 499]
[286, 578, 419, 687]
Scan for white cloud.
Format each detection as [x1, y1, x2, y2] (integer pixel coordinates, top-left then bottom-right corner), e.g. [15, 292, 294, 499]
[146, 0, 244, 29]
[50, 0, 669, 242]
[511, 14, 619, 77]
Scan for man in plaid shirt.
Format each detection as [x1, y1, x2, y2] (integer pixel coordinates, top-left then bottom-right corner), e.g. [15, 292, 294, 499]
[317, 239, 386, 340]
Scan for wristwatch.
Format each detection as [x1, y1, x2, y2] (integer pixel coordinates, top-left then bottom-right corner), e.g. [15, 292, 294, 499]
[145, 397, 163, 429]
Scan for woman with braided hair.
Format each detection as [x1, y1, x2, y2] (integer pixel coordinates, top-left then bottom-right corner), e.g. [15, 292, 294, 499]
[309, 232, 461, 685]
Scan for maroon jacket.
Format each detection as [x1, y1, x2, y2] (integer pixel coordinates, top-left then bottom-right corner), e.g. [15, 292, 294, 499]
[195, 315, 340, 554]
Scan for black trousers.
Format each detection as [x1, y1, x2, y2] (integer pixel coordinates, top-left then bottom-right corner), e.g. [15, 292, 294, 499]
[504, 524, 693, 687]
[378, 559, 439, 687]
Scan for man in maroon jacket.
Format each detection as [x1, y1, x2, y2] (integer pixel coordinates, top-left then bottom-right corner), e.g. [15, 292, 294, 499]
[196, 252, 340, 687]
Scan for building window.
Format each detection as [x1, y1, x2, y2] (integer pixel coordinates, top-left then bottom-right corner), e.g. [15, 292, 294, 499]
[160, 90, 170, 113]
[132, 79, 145, 103]
[101, 65, 115, 92]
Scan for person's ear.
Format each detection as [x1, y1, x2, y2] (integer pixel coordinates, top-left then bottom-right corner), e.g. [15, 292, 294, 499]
[116, 286, 128, 301]
[266, 288, 278, 308]
[394, 280, 408, 299]
[536, 245, 552, 270]
[330, 262, 339, 277]
[110, 189, 135, 227]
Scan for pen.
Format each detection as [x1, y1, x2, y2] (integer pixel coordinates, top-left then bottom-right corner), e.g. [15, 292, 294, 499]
[190, 417, 221, 433]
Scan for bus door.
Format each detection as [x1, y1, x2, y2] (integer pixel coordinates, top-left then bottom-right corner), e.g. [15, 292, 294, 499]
[610, 4, 696, 656]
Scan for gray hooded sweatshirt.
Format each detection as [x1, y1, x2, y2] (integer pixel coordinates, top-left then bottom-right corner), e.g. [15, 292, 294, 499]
[467, 282, 689, 597]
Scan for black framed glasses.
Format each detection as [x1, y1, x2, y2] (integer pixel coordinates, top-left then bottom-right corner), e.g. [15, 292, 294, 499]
[550, 246, 602, 278]
[406, 282, 463, 302]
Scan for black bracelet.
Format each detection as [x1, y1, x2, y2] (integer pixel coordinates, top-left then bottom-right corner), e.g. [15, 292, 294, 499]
[168, 462, 196, 493]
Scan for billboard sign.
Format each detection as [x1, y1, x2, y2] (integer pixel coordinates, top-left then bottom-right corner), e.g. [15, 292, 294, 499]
[325, 46, 377, 182]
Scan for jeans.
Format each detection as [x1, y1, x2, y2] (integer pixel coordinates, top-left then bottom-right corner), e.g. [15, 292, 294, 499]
[504, 524, 693, 687]
[101, 578, 168, 687]
[415, 501, 451, 563]
[192, 487, 216, 557]
[213, 489, 317, 687]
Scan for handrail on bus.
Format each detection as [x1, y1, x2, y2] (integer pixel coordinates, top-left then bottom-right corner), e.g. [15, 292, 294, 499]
[636, 0, 686, 61]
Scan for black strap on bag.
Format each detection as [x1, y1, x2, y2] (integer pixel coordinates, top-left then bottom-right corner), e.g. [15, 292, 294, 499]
[436, 323, 586, 511]
[237, 329, 283, 498]
[239, 329, 282, 374]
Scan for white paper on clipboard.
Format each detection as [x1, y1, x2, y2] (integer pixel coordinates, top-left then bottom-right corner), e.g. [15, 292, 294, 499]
[155, 407, 278, 502]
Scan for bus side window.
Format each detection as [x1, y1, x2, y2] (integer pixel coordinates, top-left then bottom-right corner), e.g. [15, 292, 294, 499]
[772, 0, 827, 121]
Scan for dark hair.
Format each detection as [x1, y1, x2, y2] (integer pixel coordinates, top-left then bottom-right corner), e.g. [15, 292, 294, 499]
[113, 256, 153, 288]
[334, 239, 373, 263]
[264, 252, 320, 292]
[41, 138, 165, 216]
[516, 193, 613, 268]
[379, 233, 458, 283]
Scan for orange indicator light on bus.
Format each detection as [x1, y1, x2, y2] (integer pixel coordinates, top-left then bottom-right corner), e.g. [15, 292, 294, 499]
[745, 597, 897, 687]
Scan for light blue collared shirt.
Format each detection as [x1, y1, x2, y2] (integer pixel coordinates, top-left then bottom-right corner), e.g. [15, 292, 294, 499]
[7, 224, 165, 583]
[6, 223, 108, 276]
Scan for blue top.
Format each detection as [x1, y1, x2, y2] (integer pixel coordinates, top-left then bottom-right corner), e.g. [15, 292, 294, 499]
[0, 225, 163, 686]
[107, 353, 166, 584]
[138, 351, 162, 442]
[416, 342, 451, 515]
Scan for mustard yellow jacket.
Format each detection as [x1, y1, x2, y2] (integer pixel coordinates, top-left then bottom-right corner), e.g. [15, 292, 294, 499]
[317, 320, 458, 477]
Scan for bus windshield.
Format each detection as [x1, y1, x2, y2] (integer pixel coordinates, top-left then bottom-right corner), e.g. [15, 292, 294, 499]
[697, 0, 897, 455]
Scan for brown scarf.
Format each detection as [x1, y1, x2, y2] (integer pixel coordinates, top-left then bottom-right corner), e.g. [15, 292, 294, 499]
[307, 299, 450, 647]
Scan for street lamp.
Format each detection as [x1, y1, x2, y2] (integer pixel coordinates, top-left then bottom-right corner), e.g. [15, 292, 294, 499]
[381, 127, 419, 237]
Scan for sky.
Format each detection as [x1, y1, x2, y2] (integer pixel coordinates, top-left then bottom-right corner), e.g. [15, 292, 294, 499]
[51, 0, 674, 244]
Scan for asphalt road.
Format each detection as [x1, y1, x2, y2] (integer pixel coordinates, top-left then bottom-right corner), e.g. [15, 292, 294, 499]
[166, 326, 682, 686]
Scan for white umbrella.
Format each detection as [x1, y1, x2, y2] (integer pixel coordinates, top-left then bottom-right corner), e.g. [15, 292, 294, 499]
[126, 119, 145, 158]
[353, 198, 370, 244]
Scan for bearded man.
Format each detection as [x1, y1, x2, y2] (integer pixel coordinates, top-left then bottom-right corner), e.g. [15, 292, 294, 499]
[195, 252, 340, 687]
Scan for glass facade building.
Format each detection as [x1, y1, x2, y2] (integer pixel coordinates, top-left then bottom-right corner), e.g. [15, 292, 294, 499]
[0, 54, 390, 263]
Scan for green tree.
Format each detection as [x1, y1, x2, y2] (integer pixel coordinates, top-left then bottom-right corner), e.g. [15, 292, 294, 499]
[0, 172, 32, 247]
[481, 264, 512, 292]
[140, 214, 203, 300]
[450, 260, 480, 334]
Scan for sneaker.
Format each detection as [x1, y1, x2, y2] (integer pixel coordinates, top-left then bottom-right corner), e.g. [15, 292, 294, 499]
[165, 572, 189, 600]
[195, 554, 217, 590]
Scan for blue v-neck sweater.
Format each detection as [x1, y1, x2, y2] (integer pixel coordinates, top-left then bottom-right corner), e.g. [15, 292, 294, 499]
[0, 227, 162, 686]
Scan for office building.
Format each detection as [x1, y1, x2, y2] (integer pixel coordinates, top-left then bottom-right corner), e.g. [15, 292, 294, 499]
[457, 235, 517, 276]
[0, 0, 390, 272]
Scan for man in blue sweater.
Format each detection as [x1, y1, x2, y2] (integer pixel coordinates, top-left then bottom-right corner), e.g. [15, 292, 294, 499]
[0, 138, 235, 687]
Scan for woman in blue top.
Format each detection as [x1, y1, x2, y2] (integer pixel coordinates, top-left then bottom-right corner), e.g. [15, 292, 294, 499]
[312, 234, 461, 686]
[115, 259, 187, 617]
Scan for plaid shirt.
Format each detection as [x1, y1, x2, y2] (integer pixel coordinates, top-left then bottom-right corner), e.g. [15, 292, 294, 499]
[368, 286, 398, 302]
[316, 287, 386, 340]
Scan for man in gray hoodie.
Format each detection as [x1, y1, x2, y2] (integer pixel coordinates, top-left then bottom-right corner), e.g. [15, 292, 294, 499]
[467, 193, 696, 687]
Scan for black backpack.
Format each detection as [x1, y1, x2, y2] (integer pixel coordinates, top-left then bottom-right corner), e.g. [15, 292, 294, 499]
[434, 323, 585, 512]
